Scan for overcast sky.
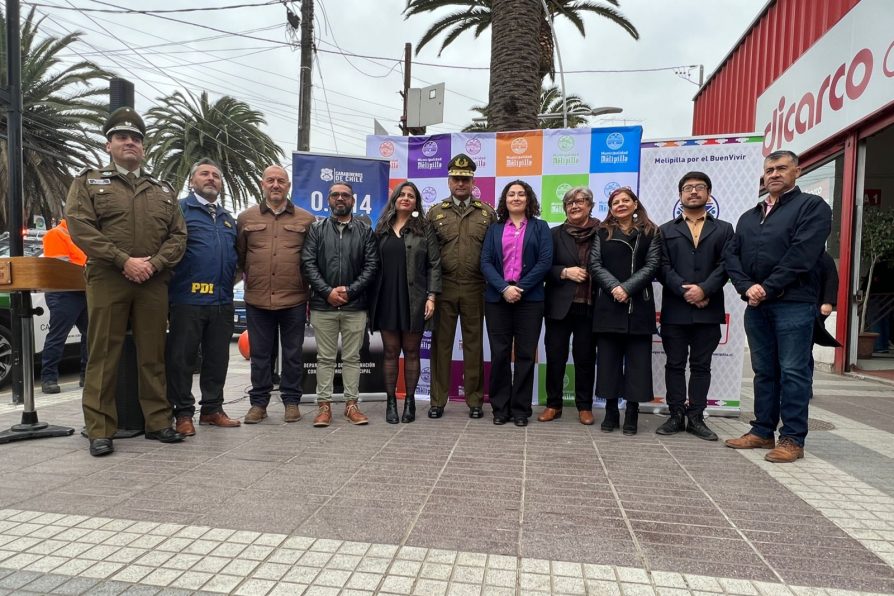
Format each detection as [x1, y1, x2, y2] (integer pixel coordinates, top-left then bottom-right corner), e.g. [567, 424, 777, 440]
[38, 0, 766, 166]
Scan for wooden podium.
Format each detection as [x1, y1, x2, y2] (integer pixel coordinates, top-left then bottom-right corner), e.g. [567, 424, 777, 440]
[0, 256, 85, 292]
[0, 256, 79, 444]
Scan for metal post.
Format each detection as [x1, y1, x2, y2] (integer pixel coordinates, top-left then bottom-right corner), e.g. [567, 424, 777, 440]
[0, 0, 74, 443]
[297, 0, 314, 152]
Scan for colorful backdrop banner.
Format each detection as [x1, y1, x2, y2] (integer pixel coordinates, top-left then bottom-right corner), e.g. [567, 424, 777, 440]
[367, 127, 643, 403]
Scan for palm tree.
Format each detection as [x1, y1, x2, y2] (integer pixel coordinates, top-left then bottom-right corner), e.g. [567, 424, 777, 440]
[145, 91, 283, 212]
[0, 7, 111, 229]
[488, 0, 542, 131]
[463, 85, 594, 131]
[404, 0, 639, 80]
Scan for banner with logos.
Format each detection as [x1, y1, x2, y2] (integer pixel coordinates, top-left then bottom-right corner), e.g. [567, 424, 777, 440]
[290, 151, 391, 398]
[637, 134, 765, 414]
[367, 127, 643, 403]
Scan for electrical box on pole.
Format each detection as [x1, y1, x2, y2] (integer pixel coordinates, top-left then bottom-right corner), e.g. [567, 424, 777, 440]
[406, 83, 445, 131]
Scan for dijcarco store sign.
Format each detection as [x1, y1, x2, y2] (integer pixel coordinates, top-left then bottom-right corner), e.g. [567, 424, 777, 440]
[755, 0, 894, 157]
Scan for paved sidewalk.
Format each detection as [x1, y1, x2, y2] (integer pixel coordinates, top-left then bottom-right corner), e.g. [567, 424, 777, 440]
[0, 346, 892, 595]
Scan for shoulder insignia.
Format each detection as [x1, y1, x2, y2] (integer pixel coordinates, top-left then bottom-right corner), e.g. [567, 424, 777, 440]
[440, 201, 451, 208]
[434, 213, 446, 220]
[76, 167, 90, 177]
[472, 200, 484, 208]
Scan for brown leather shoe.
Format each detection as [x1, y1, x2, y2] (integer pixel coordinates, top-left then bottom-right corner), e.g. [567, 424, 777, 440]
[199, 411, 241, 427]
[765, 436, 804, 463]
[578, 410, 595, 425]
[344, 400, 369, 425]
[725, 433, 775, 449]
[244, 406, 267, 424]
[284, 404, 302, 423]
[313, 403, 332, 427]
[175, 416, 196, 436]
[537, 407, 562, 422]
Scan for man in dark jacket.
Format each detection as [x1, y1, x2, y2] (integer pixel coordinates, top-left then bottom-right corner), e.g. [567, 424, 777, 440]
[166, 159, 241, 436]
[302, 182, 379, 428]
[724, 150, 832, 463]
[657, 171, 734, 441]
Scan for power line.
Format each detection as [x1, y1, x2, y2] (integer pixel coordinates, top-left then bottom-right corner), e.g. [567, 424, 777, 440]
[24, 0, 284, 14]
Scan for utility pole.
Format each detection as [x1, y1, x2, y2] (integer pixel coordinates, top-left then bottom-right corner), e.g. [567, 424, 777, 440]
[297, 0, 314, 151]
[400, 43, 411, 136]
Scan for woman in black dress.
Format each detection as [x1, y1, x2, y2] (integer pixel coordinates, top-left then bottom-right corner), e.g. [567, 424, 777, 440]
[371, 182, 441, 424]
[588, 187, 661, 435]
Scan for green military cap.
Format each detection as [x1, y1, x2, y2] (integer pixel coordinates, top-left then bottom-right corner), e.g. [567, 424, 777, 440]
[103, 107, 146, 139]
[447, 153, 476, 177]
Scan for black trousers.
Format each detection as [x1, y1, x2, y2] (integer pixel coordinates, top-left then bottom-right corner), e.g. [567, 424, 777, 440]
[246, 303, 306, 407]
[485, 300, 543, 420]
[661, 323, 721, 413]
[595, 332, 653, 403]
[41, 291, 88, 382]
[166, 303, 234, 417]
[544, 303, 595, 410]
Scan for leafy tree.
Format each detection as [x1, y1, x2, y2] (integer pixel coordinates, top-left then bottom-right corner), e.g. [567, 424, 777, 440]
[145, 91, 283, 212]
[404, 0, 638, 81]
[859, 208, 894, 332]
[0, 7, 111, 229]
[463, 85, 595, 131]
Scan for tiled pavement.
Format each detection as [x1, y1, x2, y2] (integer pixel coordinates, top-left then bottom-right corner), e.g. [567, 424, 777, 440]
[0, 347, 892, 595]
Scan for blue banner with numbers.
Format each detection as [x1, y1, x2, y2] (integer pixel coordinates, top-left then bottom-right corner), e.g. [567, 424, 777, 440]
[291, 151, 391, 226]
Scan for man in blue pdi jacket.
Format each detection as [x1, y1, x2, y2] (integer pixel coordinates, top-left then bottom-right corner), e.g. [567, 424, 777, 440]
[166, 159, 242, 435]
[724, 150, 831, 463]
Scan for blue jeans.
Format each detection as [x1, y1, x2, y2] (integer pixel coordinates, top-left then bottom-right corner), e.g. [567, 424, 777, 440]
[41, 292, 88, 382]
[744, 301, 816, 446]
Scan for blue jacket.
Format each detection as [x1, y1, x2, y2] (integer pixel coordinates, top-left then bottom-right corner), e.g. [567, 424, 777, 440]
[481, 218, 553, 303]
[725, 186, 831, 304]
[169, 193, 238, 305]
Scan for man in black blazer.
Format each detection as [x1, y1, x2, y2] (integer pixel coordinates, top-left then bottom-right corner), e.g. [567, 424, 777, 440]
[657, 172, 734, 440]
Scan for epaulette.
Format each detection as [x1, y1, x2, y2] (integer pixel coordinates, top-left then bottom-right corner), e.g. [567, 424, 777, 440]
[76, 167, 91, 177]
[472, 200, 484, 208]
[440, 201, 451, 208]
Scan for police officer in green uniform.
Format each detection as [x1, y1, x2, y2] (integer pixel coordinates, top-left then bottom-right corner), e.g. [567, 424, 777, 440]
[426, 154, 497, 419]
[65, 107, 187, 457]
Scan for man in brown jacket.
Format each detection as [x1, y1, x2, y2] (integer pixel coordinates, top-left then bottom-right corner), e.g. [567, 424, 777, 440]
[237, 165, 316, 423]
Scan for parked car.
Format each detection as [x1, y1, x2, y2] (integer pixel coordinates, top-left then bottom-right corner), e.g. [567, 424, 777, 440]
[233, 280, 246, 335]
[0, 230, 83, 387]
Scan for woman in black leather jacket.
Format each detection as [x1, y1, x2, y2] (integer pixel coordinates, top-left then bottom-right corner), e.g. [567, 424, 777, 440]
[588, 187, 661, 435]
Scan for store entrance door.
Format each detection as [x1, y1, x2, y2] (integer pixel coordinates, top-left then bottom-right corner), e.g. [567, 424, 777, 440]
[851, 124, 894, 376]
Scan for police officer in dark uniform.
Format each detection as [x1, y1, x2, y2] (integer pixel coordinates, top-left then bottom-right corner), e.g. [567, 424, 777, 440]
[166, 158, 242, 436]
[426, 154, 497, 419]
[66, 107, 187, 457]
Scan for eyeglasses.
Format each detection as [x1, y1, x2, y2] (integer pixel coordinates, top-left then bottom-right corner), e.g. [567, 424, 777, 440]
[563, 198, 589, 207]
[329, 191, 353, 199]
[681, 184, 708, 193]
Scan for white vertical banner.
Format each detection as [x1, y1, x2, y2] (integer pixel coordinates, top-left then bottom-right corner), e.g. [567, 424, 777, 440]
[639, 134, 765, 414]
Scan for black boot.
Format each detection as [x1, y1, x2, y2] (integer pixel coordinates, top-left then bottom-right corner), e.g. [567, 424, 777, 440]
[656, 408, 686, 435]
[600, 399, 620, 432]
[686, 411, 718, 441]
[623, 402, 639, 435]
[386, 394, 399, 424]
[401, 395, 416, 423]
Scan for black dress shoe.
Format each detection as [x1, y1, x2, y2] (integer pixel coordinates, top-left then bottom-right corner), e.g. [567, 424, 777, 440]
[41, 381, 61, 394]
[469, 407, 483, 419]
[514, 417, 528, 427]
[145, 428, 185, 443]
[493, 416, 509, 425]
[656, 411, 686, 435]
[427, 406, 444, 419]
[686, 413, 719, 441]
[89, 438, 114, 457]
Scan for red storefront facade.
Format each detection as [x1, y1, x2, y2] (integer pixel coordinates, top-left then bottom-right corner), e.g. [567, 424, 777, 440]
[693, 0, 894, 374]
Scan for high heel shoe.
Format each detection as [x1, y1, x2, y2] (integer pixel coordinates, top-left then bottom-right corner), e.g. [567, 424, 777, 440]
[401, 395, 416, 423]
[600, 398, 620, 432]
[623, 402, 639, 435]
[386, 394, 399, 424]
